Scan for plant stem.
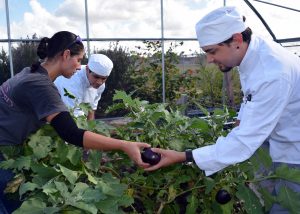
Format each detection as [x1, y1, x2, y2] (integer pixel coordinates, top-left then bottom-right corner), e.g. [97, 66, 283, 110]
[165, 184, 206, 204]
[99, 166, 121, 178]
[156, 202, 165, 214]
[246, 175, 278, 183]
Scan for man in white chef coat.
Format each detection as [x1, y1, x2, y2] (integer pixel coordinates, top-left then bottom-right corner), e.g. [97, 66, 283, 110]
[54, 54, 113, 120]
[145, 6, 300, 213]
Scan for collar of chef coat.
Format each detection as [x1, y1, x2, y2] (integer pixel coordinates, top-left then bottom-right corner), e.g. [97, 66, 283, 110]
[238, 34, 261, 78]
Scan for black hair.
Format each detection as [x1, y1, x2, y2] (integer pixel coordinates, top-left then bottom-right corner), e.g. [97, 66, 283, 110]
[220, 27, 252, 46]
[31, 31, 84, 72]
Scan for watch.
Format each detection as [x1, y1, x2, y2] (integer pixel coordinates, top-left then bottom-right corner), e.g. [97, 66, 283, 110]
[185, 149, 195, 165]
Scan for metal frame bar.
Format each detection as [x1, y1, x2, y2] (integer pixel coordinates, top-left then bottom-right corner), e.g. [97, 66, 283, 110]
[84, 0, 91, 57]
[243, 0, 277, 41]
[253, 0, 300, 13]
[160, 0, 166, 103]
[0, 38, 198, 43]
[5, 0, 14, 77]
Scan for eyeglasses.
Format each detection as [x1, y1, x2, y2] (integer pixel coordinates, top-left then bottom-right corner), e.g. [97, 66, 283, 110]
[65, 35, 83, 49]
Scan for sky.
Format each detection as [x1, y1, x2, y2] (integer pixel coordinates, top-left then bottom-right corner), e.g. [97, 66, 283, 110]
[0, 0, 299, 55]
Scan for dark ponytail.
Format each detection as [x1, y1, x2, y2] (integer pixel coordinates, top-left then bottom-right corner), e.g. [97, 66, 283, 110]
[37, 37, 49, 59]
[31, 31, 84, 72]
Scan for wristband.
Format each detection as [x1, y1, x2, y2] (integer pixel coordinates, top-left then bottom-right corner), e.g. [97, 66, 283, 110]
[185, 149, 194, 165]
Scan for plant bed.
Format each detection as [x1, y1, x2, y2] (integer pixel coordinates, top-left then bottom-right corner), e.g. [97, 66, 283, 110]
[1, 91, 300, 213]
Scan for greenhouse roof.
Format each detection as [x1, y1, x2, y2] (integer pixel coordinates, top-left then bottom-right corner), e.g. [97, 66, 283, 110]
[0, 0, 299, 55]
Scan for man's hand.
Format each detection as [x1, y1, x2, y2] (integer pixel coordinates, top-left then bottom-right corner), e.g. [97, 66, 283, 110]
[144, 148, 186, 171]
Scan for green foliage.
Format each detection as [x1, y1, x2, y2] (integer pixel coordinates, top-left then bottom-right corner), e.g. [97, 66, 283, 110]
[0, 48, 10, 84]
[12, 34, 39, 75]
[1, 91, 300, 213]
[0, 123, 132, 214]
[128, 41, 242, 109]
[236, 184, 263, 214]
[129, 41, 185, 103]
[277, 186, 300, 214]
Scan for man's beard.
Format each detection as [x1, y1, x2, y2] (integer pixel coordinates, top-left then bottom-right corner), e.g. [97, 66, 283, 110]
[219, 65, 233, 73]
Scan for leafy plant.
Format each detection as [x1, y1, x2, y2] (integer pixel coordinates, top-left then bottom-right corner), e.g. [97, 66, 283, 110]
[106, 91, 300, 213]
[1, 91, 300, 213]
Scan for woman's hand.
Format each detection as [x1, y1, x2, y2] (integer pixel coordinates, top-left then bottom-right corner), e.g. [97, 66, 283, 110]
[121, 141, 151, 168]
[144, 148, 186, 171]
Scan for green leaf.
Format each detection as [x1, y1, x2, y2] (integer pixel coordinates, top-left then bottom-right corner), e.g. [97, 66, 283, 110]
[13, 198, 46, 214]
[55, 141, 69, 163]
[189, 118, 209, 131]
[258, 187, 275, 212]
[97, 180, 127, 197]
[72, 182, 89, 195]
[0, 145, 23, 159]
[249, 147, 272, 174]
[63, 88, 76, 99]
[113, 90, 138, 108]
[167, 185, 177, 201]
[58, 164, 80, 184]
[117, 194, 134, 207]
[0, 159, 15, 170]
[204, 177, 215, 194]
[82, 188, 107, 203]
[277, 186, 300, 214]
[54, 181, 70, 199]
[86, 150, 102, 172]
[96, 197, 120, 214]
[69, 201, 98, 214]
[84, 167, 98, 184]
[192, 101, 209, 116]
[186, 194, 198, 214]
[236, 184, 263, 214]
[31, 162, 59, 178]
[42, 181, 58, 195]
[256, 147, 272, 169]
[28, 134, 53, 159]
[0, 156, 31, 171]
[275, 164, 300, 184]
[19, 182, 40, 197]
[66, 146, 82, 166]
[168, 138, 184, 151]
[14, 156, 32, 170]
[42, 207, 61, 214]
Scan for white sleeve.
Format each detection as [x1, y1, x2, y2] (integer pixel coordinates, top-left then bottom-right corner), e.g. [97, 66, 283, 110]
[193, 77, 292, 176]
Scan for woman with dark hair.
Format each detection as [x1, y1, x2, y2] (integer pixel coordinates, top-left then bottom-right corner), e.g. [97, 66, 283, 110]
[0, 31, 150, 213]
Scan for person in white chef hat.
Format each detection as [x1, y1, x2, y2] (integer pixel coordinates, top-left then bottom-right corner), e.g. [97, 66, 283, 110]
[55, 54, 113, 120]
[144, 6, 300, 213]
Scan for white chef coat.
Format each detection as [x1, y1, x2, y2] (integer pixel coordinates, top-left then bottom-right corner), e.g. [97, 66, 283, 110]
[54, 66, 105, 117]
[193, 35, 300, 176]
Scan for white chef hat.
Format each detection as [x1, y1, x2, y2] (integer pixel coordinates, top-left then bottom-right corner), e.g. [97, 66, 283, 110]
[88, 54, 113, 76]
[195, 6, 247, 47]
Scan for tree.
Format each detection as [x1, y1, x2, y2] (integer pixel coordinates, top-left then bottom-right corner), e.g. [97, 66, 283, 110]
[0, 48, 10, 84]
[11, 34, 39, 75]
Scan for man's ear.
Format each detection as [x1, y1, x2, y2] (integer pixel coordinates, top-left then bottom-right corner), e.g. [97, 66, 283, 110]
[232, 33, 243, 44]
